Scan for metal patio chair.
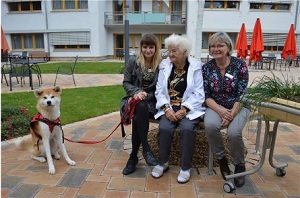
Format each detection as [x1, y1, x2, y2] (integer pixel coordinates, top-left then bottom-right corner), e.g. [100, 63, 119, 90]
[54, 55, 78, 86]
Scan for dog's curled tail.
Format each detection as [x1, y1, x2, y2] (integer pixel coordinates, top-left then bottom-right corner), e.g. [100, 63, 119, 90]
[15, 136, 32, 151]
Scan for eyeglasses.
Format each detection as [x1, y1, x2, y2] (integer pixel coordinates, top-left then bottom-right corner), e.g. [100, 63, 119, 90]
[210, 44, 227, 49]
[167, 50, 180, 55]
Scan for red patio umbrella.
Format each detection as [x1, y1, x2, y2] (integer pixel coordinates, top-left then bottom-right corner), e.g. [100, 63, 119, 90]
[282, 24, 297, 60]
[236, 23, 248, 59]
[1, 26, 10, 52]
[249, 18, 264, 63]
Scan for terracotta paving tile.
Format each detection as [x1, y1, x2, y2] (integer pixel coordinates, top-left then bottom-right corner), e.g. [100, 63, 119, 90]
[171, 185, 196, 198]
[61, 187, 79, 198]
[70, 162, 94, 170]
[131, 191, 157, 198]
[260, 189, 288, 198]
[34, 192, 61, 198]
[108, 177, 145, 191]
[103, 190, 130, 198]
[101, 169, 124, 177]
[157, 192, 171, 198]
[194, 180, 225, 194]
[145, 174, 171, 192]
[280, 183, 300, 197]
[105, 158, 127, 171]
[77, 181, 107, 197]
[87, 149, 112, 165]
[89, 164, 106, 175]
[254, 182, 281, 190]
[24, 172, 64, 185]
[1, 189, 10, 198]
[86, 174, 111, 183]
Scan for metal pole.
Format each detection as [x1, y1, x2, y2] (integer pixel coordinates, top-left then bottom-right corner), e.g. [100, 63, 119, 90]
[124, 6, 129, 67]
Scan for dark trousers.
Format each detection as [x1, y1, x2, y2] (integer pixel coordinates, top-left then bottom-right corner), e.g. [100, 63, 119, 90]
[158, 114, 200, 170]
[130, 100, 153, 159]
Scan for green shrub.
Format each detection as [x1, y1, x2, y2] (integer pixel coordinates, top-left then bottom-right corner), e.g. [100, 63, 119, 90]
[1, 106, 30, 141]
[247, 72, 300, 103]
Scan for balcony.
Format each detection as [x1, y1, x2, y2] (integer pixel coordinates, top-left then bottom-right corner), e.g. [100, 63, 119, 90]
[104, 11, 186, 27]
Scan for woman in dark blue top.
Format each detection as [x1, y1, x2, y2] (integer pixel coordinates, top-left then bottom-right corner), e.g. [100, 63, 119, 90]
[202, 32, 250, 188]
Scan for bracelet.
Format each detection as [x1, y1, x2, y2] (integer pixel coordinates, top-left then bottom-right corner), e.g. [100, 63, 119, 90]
[164, 107, 171, 113]
[162, 104, 170, 111]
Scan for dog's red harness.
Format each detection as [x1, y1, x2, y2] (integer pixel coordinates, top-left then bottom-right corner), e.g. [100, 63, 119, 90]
[31, 113, 61, 132]
[30, 113, 63, 150]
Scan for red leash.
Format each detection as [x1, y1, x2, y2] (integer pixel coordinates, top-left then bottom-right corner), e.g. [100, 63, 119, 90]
[64, 98, 141, 144]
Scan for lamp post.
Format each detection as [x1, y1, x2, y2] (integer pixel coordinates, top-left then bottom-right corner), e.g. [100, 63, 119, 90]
[124, 6, 129, 67]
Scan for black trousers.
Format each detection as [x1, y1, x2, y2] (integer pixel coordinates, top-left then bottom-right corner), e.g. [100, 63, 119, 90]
[130, 100, 154, 158]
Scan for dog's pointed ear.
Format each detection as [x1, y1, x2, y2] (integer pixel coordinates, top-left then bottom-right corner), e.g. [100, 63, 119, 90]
[34, 89, 43, 98]
[53, 85, 62, 94]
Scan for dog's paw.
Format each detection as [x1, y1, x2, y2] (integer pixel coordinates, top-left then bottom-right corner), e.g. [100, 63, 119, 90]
[49, 166, 56, 175]
[32, 156, 46, 163]
[68, 160, 76, 166]
[54, 153, 60, 160]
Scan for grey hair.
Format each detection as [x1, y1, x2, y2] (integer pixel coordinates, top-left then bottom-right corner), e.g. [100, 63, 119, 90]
[164, 34, 192, 56]
[208, 32, 233, 56]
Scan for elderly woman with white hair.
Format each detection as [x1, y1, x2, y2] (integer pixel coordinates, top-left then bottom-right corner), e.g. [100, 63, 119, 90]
[151, 34, 206, 184]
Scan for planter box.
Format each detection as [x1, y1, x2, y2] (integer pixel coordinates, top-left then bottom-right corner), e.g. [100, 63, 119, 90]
[258, 97, 300, 126]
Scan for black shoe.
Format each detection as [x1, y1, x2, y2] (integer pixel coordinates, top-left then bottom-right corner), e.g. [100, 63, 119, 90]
[122, 159, 138, 175]
[218, 157, 231, 180]
[234, 164, 246, 187]
[143, 151, 158, 166]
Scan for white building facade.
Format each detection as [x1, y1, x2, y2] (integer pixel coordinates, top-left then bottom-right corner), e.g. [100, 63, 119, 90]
[1, 0, 299, 60]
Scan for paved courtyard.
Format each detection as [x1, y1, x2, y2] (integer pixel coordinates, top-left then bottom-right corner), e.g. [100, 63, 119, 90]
[1, 60, 300, 197]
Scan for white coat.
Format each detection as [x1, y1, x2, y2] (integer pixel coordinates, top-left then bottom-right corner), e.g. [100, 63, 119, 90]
[154, 57, 206, 120]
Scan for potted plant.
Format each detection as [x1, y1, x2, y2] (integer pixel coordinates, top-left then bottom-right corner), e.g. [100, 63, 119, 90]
[245, 72, 300, 126]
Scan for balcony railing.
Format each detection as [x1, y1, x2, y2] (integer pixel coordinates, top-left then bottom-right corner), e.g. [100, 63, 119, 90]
[104, 11, 186, 25]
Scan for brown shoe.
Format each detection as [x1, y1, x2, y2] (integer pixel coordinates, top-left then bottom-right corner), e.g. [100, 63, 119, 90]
[234, 164, 246, 187]
[218, 157, 231, 180]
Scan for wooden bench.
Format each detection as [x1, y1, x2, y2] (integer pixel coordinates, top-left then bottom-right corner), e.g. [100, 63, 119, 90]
[29, 51, 50, 62]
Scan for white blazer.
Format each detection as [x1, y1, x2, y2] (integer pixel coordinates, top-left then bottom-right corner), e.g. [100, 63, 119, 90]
[154, 57, 206, 120]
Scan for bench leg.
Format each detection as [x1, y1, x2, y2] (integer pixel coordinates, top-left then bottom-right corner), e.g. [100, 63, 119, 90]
[207, 144, 214, 175]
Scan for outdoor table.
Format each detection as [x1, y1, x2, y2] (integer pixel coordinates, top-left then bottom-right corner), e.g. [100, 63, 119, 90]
[262, 55, 276, 70]
[9, 58, 45, 91]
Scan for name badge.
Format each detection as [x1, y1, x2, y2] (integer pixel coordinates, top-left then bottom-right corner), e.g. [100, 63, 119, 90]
[225, 73, 233, 79]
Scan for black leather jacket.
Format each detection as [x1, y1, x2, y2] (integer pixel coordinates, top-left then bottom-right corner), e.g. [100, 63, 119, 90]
[120, 57, 159, 115]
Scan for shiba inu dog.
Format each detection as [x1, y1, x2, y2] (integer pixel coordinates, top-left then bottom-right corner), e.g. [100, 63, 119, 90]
[17, 86, 76, 174]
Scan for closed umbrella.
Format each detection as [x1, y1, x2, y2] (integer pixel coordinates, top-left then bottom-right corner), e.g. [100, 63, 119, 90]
[249, 18, 264, 63]
[282, 24, 297, 60]
[1, 26, 10, 52]
[236, 23, 248, 59]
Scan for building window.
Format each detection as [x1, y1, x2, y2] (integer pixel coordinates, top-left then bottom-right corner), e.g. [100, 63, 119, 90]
[11, 33, 44, 50]
[8, 1, 42, 12]
[52, 0, 88, 10]
[204, 1, 240, 9]
[54, 45, 89, 50]
[50, 32, 90, 50]
[250, 3, 290, 11]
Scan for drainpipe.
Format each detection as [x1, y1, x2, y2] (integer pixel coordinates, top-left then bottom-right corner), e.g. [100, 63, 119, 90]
[124, 6, 129, 67]
[295, 0, 299, 30]
[44, 1, 50, 54]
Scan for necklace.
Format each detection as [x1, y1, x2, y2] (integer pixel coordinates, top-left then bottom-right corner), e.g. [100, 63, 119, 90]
[174, 68, 185, 77]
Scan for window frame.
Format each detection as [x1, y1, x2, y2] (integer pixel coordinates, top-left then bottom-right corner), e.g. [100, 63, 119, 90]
[52, 0, 88, 11]
[8, 1, 42, 13]
[11, 33, 44, 50]
[204, 1, 240, 10]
